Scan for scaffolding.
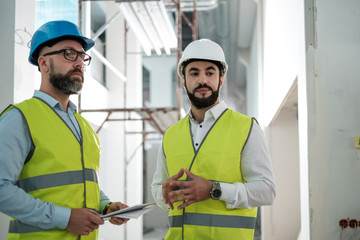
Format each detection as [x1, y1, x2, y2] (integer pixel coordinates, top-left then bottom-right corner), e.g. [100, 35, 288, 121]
[77, 0, 200, 136]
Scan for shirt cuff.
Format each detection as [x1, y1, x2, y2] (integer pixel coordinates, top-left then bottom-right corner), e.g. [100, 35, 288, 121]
[51, 205, 71, 229]
[220, 182, 248, 209]
[219, 182, 235, 204]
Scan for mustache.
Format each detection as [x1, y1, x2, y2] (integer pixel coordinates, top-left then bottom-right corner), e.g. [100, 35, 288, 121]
[67, 68, 83, 81]
[194, 84, 213, 91]
[68, 68, 83, 75]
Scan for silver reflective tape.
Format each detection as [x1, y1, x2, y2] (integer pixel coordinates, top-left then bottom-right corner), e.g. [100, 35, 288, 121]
[169, 212, 256, 229]
[17, 168, 98, 192]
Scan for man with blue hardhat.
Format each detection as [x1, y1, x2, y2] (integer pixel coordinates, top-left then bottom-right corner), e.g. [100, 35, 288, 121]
[0, 20, 128, 239]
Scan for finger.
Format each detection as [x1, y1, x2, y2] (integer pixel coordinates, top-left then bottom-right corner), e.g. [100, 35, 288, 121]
[172, 168, 185, 180]
[162, 185, 171, 204]
[90, 222, 100, 230]
[89, 214, 104, 225]
[172, 180, 192, 188]
[83, 226, 94, 235]
[184, 169, 196, 179]
[87, 209, 101, 215]
[109, 218, 124, 225]
[121, 204, 129, 209]
[114, 203, 128, 211]
[110, 217, 129, 225]
[163, 181, 177, 204]
[162, 193, 168, 204]
[177, 200, 195, 210]
[170, 193, 191, 203]
[168, 200, 174, 210]
[169, 185, 193, 197]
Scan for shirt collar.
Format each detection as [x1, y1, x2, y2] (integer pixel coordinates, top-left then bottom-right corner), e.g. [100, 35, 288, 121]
[188, 101, 227, 123]
[33, 90, 77, 112]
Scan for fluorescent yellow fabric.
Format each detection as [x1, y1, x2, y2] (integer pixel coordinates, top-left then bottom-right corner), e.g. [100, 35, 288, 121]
[163, 109, 257, 240]
[6, 98, 100, 240]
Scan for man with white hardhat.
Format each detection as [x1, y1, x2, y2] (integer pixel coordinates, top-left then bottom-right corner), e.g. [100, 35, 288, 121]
[0, 20, 128, 239]
[152, 39, 276, 240]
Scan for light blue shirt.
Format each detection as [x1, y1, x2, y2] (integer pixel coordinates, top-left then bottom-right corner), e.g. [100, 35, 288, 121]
[0, 90, 109, 230]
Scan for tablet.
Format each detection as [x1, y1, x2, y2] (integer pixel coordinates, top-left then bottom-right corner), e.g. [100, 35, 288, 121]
[101, 202, 155, 219]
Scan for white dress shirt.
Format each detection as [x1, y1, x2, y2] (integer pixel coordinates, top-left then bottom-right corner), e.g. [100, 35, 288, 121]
[151, 101, 276, 210]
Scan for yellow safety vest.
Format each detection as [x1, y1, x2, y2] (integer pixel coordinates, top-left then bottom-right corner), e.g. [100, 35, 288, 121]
[163, 109, 257, 240]
[3, 98, 101, 240]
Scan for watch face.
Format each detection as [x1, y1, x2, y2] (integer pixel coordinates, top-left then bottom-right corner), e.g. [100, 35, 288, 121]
[212, 189, 221, 198]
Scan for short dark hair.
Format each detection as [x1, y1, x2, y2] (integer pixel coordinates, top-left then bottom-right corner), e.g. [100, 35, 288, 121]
[182, 58, 224, 76]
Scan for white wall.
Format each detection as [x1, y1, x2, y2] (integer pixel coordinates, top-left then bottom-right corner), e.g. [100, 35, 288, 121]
[262, 0, 301, 126]
[305, 0, 360, 239]
[13, 1, 39, 104]
[263, 85, 301, 240]
[0, 0, 42, 239]
[246, 11, 259, 119]
[261, 0, 306, 237]
[261, 0, 360, 239]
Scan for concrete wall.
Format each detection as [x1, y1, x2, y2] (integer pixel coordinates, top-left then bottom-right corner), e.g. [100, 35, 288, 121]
[0, 0, 15, 112]
[0, 1, 16, 239]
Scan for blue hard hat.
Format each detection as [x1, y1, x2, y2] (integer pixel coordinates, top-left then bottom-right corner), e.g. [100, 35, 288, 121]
[29, 20, 95, 66]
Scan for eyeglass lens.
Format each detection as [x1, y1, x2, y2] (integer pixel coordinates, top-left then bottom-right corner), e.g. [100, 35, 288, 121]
[64, 49, 91, 65]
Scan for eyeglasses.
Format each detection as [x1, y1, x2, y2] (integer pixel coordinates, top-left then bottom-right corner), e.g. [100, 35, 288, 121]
[42, 48, 92, 66]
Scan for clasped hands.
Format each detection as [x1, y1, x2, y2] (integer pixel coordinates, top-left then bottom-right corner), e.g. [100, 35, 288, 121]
[162, 168, 213, 210]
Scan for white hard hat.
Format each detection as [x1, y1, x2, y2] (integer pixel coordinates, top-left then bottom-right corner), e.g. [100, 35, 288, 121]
[177, 39, 228, 78]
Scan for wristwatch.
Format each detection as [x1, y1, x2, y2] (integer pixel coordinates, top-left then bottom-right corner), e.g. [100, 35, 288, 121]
[210, 182, 222, 200]
[103, 202, 112, 214]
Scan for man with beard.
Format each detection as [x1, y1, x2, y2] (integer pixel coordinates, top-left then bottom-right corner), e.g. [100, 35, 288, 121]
[0, 20, 128, 240]
[151, 39, 276, 240]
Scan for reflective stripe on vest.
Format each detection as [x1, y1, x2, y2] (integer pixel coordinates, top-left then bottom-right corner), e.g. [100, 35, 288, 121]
[5, 98, 100, 240]
[163, 109, 257, 240]
[16, 168, 98, 192]
[169, 213, 256, 229]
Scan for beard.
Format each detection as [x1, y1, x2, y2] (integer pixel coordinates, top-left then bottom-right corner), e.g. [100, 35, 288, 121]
[49, 59, 83, 95]
[185, 80, 220, 109]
